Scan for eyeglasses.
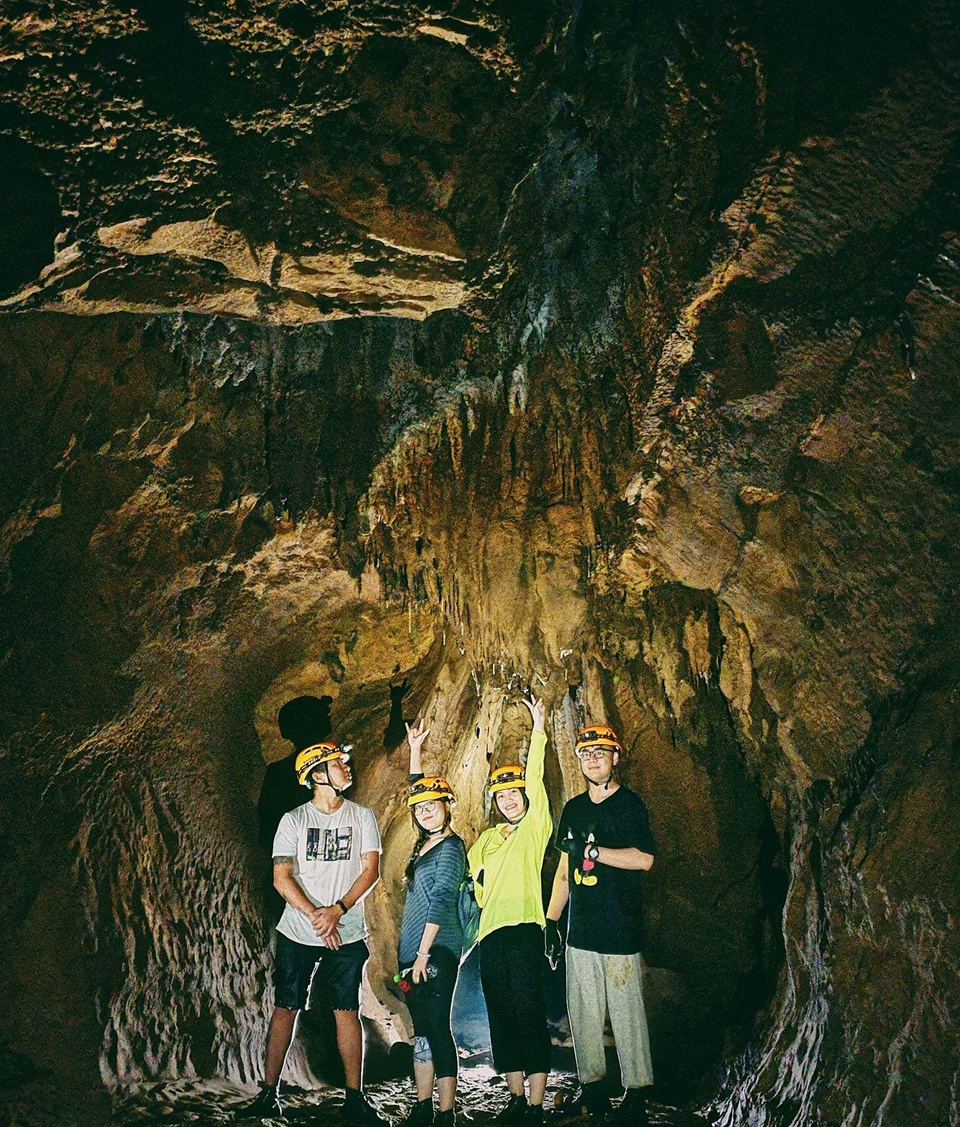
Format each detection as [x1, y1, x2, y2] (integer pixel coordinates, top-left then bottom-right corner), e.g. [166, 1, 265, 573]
[575, 747, 611, 761]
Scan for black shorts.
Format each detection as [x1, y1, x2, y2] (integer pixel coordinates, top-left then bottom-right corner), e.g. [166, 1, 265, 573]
[273, 933, 369, 1011]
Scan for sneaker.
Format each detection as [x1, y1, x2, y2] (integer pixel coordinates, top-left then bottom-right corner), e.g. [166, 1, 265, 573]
[402, 1098, 434, 1127]
[549, 1082, 610, 1122]
[611, 1089, 648, 1127]
[342, 1090, 390, 1125]
[234, 1084, 284, 1120]
[494, 1094, 529, 1125]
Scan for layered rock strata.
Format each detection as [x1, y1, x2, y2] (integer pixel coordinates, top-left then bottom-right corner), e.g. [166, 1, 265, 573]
[1, 2, 959, 1125]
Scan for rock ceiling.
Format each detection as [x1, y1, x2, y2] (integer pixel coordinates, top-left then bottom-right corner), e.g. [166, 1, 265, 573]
[1, 2, 960, 1125]
[2, 1, 537, 320]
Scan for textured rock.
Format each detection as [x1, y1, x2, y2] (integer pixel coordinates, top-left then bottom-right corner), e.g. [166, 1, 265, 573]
[1, 1, 959, 1125]
[0, 2, 537, 321]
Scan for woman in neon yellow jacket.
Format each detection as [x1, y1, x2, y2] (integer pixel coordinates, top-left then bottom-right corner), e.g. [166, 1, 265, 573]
[467, 695, 553, 1126]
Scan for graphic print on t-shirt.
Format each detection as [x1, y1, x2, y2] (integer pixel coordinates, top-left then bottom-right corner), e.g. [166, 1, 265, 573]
[556, 787, 656, 955]
[570, 830, 599, 886]
[305, 826, 354, 861]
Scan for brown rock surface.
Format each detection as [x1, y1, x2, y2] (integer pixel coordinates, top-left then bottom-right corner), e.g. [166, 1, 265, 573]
[1, 2, 959, 1125]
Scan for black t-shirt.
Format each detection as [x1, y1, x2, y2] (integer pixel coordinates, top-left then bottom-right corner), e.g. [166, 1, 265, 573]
[556, 785, 656, 955]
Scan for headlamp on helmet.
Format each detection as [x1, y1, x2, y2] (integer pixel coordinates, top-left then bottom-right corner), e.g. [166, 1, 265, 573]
[295, 742, 351, 787]
[488, 765, 526, 793]
[408, 775, 456, 806]
[574, 724, 622, 758]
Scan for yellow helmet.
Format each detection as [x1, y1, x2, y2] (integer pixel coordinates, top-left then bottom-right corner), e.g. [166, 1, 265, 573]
[575, 723, 622, 756]
[408, 775, 456, 806]
[295, 742, 350, 787]
[488, 764, 526, 793]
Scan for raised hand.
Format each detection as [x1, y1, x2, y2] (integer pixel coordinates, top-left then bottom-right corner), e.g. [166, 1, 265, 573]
[405, 718, 430, 751]
[405, 718, 430, 774]
[520, 693, 545, 733]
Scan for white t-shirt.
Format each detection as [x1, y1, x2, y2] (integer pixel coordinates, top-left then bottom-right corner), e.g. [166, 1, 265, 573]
[273, 799, 382, 947]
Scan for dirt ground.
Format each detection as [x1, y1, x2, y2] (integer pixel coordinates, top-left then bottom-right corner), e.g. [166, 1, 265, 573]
[106, 1063, 709, 1126]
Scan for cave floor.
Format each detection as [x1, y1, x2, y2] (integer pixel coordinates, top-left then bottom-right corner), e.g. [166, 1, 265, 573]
[103, 1067, 708, 1126]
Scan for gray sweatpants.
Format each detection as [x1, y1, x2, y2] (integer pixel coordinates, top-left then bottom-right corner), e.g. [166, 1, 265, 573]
[565, 945, 654, 1089]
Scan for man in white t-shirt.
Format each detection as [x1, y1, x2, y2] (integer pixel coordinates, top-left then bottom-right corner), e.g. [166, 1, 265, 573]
[236, 741, 385, 1125]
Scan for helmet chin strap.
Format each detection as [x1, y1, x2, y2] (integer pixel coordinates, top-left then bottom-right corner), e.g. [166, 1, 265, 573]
[317, 765, 350, 798]
[584, 766, 616, 790]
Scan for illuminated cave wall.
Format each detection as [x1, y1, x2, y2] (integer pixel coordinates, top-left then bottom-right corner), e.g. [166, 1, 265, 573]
[1, 2, 959, 1124]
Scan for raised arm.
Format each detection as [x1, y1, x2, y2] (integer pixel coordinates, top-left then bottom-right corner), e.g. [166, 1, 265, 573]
[521, 693, 546, 735]
[405, 718, 430, 777]
[519, 694, 549, 823]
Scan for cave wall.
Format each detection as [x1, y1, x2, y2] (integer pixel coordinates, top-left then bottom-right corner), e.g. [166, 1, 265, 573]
[2, 1, 960, 1124]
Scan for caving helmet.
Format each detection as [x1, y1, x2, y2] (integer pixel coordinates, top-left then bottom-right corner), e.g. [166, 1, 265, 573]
[407, 775, 456, 806]
[488, 764, 526, 793]
[574, 723, 623, 757]
[295, 742, 351, 787]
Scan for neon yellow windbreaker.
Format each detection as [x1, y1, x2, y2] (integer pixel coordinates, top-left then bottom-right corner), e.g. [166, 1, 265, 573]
[467, 730, 552, 941]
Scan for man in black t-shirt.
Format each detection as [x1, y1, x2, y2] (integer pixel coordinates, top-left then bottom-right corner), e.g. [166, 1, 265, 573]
[545, 723, 656, 1126]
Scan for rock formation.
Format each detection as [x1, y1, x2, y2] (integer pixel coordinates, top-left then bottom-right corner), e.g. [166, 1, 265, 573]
[1, 1, 958, 1124]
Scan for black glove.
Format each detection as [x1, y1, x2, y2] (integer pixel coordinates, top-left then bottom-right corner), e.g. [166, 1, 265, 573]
[545, 918, 564, 969]
[557, 828, 588, 856]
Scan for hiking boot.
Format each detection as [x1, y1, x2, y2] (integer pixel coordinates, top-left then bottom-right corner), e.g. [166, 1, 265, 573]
[402, 1098, 434, 1127]
[526, 1105, 545, 1126]
[342, 1090, 389, 1125]
[234, 1084, 284, 1120]
[611, 1089, 648, 1127]
[434, 1110, 456, 1127]
[493, 1094, 529, 1125]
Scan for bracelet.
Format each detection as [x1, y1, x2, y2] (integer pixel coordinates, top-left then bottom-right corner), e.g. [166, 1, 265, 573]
[336, 899, 348, 914]
[416, 950, 430, 958]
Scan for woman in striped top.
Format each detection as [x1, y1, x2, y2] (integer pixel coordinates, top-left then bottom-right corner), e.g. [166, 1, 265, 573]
[397, 720, 468, 1127]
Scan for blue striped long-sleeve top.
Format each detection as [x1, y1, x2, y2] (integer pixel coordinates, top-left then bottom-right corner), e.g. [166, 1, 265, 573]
[398, 833, 468, 966]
